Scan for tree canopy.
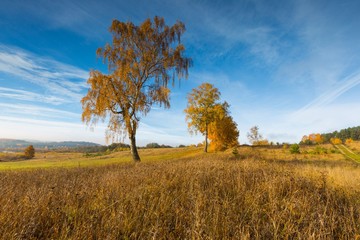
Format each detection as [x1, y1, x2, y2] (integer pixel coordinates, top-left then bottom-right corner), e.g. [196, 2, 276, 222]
[81, 16, 191, 162]
[24, 145, 35, 159]
[184, 83, 222, 152]
[321, 126, 360, 143]
[208, 102, 239, 151]
[185, 83, 239, 152]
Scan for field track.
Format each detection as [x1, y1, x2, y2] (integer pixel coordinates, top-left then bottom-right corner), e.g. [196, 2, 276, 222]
[334, 144, 360, 163]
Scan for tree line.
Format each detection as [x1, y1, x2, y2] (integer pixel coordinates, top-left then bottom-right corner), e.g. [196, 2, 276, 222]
[321, 126, 360, 143]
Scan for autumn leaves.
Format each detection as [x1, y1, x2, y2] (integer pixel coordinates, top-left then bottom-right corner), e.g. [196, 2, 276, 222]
[81, 16, 239, 161]
[81, 17, 191, 162]
[184, 83, 239, 152]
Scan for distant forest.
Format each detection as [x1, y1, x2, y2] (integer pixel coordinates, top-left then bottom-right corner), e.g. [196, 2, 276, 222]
[322, 126, 360, 142]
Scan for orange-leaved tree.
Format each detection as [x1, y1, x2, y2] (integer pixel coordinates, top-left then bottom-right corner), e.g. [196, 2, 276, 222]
[24, 145, 35, 159]
[81, 17, 192, 162]
[208, 102, 239, 151]
[330, 137, 342, 145]
[184, 83, 222, 153]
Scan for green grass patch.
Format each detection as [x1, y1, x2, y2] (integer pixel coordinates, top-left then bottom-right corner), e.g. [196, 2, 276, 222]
[0, 148, 202, 171]
[337, 144, 360, 163]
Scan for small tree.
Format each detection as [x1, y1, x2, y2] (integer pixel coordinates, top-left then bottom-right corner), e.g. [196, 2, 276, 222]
[184, 83, 221, 152]
[24, 145, 35, 159]
[247, 126, 263, 145]
[290, 144, 300, 154]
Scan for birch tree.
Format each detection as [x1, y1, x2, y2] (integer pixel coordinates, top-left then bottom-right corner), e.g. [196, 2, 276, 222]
[81, 16, 191, 162]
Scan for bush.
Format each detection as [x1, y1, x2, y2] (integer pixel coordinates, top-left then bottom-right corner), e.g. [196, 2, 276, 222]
[330, 138, 342, 145]
[289, 144, 300, 154]
[312, 146, 328, 154]
[232, 147, 239, 157]
[24, 145, 35, 159]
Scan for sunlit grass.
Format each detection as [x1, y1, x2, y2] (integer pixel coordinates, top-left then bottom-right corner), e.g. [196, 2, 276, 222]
[0, 148, 201, 171]
[1, 145, 360, 238]
[0, 147, 359, 239]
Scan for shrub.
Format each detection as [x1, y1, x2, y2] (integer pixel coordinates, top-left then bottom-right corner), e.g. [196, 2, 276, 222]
[330, 137, 342, 145]
[232, 147, 239, 158]
[312, 146, 328, 154]
[24, 145, 35, 159]
[290, 144, 300, 154]
[330, 149, 339, 154]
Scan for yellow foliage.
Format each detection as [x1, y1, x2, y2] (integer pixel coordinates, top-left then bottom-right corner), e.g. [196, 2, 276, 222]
[330, 137, 342, 145]
[184, 83, 222, 152]
[254, 139, 270, 146]
[303, 133, 324, 144]
[209, 113, 239, 152]
[345, 138, 353, 145]
[81, 16, 191, 161]
[314, 134, 324, 144]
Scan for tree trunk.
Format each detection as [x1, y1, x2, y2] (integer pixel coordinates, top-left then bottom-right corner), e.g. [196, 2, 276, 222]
[129, 134, 141, 162]
[204, 124, 208, 153]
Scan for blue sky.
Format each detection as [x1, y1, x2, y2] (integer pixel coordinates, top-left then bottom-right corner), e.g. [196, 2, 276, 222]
[1, 0, 360, 146]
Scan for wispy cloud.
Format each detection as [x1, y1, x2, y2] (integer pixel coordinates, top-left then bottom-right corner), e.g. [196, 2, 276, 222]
[0, 87, 67, 105]
[0, 44, 88, 101]
[296, 72, 360, 113]
[0, 103, 79, 120]
[287, 103, 360, 134]
[274, 0, 360, 89]
[0, 115, 106, 143]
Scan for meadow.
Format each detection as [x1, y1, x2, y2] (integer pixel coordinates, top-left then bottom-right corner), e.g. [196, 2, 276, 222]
[0, 145, 359, 239]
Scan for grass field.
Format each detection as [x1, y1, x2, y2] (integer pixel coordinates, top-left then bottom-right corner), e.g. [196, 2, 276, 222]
[0, 147, 201, 171]
[0, 145, 359, 238]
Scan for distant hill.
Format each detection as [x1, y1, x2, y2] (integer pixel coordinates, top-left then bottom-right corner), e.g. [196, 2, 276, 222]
[0, 139, 101, 150]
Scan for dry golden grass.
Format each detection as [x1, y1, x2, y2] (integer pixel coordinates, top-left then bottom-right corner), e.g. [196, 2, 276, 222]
[237, 144, 345, 162]
[0, 147, 359, 239]
[346, 141, 360, 154]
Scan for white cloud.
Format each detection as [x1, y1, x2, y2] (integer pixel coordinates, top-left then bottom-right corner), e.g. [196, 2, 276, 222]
[0, 115, 106, 144]
[297, 72, 360, 112]
[0, 87, 67, 105]
[0, 44, 88, 101]
[288, 103, 360, 134]
[0, 103, 79, 120]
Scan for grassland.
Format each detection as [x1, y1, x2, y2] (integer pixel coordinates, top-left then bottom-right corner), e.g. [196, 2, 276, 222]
[0, 147, 200, 171]
[0, 145, 359, 239]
